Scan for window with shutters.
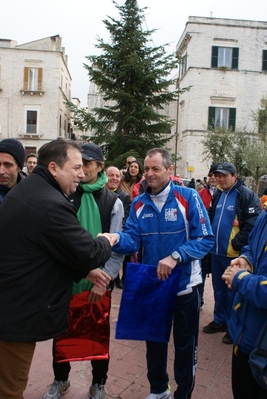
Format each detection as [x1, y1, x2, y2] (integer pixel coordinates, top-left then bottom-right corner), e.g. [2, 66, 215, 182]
[262, 50, 267, 72]
[22, 67, 43, 94]
[211, 46, 239, 70]
[208, 107, 236, 131]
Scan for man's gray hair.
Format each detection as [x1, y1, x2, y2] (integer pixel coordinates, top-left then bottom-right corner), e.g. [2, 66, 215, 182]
[145, 148, 172, 169]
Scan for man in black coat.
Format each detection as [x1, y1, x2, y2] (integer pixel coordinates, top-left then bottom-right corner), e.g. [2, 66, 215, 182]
[0, 140, 117, 399]
[44, 145, 125, 399]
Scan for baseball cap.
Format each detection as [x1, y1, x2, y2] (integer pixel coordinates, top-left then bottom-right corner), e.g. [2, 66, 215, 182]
[81, 143, 104, 161]
[214, 162, 237, 175]
[0, 138, 25, 169]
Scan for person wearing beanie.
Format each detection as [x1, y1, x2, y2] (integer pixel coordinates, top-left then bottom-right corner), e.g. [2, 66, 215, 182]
[0, 138, 26, 204]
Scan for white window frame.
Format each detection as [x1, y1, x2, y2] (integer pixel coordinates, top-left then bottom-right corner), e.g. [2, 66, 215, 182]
[25, 107, 40, 135]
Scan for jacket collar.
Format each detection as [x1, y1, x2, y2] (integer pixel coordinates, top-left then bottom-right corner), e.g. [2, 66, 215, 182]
[32, 165, 69, 200]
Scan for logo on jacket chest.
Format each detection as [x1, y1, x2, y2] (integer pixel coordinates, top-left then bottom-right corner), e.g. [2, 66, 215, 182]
[142, 213, 154, 219]
[165, 208, 178, 221]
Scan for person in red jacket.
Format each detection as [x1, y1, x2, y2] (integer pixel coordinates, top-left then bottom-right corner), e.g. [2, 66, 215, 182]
[260, 188, 267, 209]
[198, 164, 218, 309]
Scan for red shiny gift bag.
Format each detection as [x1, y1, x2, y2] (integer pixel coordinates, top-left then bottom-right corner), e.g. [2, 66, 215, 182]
[55, 290, 111, 363]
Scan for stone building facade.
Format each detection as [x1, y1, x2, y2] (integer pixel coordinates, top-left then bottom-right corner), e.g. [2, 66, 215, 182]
[87, 17, 267, 179]
[174, 16, 267, 179]
[0, 35, 72, 156]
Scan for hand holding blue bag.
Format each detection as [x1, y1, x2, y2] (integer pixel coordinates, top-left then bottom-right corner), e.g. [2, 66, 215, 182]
[116, 262, 181, 343]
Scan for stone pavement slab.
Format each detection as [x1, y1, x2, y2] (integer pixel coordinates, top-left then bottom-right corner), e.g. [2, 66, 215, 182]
[25, 276, 233, 399]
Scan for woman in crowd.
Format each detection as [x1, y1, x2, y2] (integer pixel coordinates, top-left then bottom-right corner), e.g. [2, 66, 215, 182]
[120, 160, 143, 199]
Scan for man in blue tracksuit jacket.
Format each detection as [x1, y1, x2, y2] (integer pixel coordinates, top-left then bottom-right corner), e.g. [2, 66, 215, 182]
[111, 148, 214, 399]
[203, 162, 261, 344]
[222, 207, 267, 399]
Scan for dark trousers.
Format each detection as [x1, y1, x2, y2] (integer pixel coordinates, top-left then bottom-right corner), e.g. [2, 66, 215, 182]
[146, 285, 200, 399]
[199, 252, 211, 305]
[122, 254, 131, 281]
[52, 339, 109, 385]
[232, 348, 267, 399]
[211, 254, 234, 326]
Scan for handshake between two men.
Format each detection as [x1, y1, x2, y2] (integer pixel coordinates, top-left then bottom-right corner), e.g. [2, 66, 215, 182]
[85, 233, 120, 291]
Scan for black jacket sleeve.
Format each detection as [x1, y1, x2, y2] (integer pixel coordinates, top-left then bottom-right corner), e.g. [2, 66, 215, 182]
[39, 201, 112, 273]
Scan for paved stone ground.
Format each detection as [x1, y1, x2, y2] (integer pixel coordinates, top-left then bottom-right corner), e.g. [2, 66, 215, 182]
[25, 276, 233, 399]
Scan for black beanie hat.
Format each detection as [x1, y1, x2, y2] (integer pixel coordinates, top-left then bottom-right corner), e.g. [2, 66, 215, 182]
[208, 164, 219, 175]
[0, 139, 25, 169]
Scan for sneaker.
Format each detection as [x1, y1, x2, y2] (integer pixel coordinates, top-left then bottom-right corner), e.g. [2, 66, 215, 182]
[145, 385, 171, 399]
[88, 383, 105, 399]
[203, 321, 227, 334]
[222, 331, 233, 344]
[44, 380, 70, 399]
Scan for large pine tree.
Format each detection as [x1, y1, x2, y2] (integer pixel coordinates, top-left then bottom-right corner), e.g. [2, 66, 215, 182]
[70, 0, 184, 162]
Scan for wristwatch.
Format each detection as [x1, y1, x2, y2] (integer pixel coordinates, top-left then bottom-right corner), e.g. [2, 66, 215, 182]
[171, 251, 182, 263]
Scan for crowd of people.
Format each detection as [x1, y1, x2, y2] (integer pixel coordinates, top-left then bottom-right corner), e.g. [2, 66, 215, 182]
[0, 137, 267, 399]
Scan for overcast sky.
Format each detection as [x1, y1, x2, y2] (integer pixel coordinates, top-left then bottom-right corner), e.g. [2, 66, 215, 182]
[1, 0, 267, 106]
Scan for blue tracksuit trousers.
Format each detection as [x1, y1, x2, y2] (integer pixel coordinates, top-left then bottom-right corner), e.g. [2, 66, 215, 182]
[146, 285, 200, 399]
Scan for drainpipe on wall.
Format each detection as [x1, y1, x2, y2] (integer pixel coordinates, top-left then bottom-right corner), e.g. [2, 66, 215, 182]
[174, 71, 180, 176]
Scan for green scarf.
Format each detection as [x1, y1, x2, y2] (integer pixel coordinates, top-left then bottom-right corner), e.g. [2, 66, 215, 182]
[72, 171, 108, 294]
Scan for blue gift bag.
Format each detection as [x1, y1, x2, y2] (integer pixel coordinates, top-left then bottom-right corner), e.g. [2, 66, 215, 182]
[115, 262, 181, 342]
